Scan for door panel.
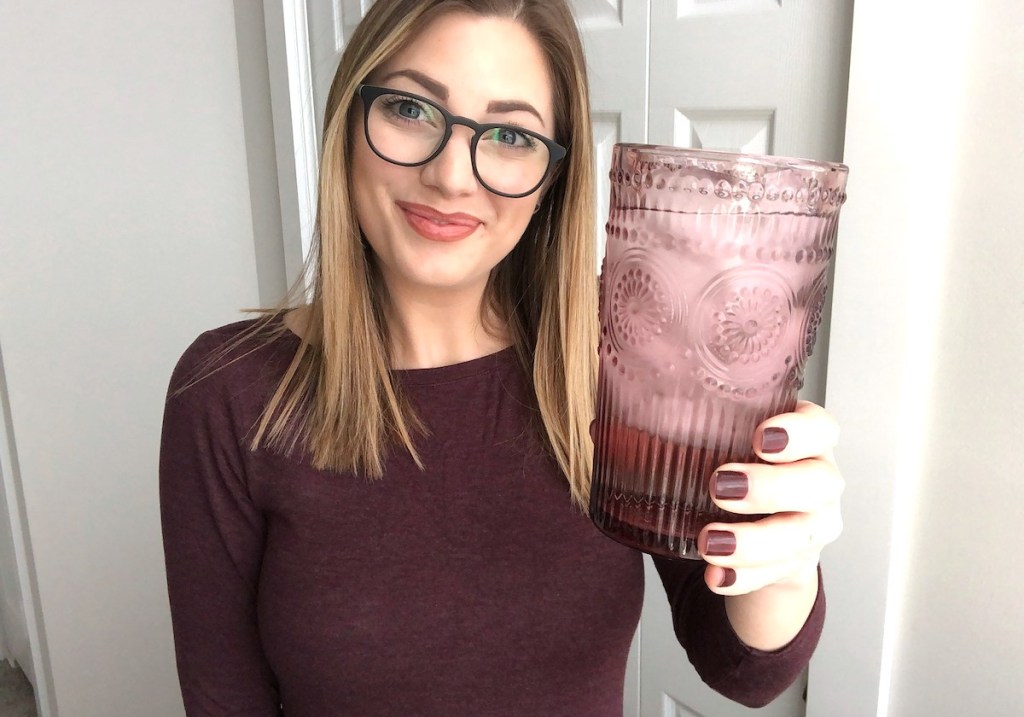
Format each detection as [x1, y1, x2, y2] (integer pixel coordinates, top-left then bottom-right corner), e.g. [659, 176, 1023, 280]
[673, 108, 775, 155]
[649, 1, 852, 160]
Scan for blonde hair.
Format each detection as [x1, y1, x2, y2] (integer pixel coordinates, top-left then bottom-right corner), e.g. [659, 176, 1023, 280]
[221, 0, 596, 509]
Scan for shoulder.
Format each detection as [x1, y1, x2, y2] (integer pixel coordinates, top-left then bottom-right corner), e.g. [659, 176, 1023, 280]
[167, 314, 298, 409]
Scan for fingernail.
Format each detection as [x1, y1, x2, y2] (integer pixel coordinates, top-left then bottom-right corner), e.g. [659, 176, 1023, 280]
[711, 470, 748, 500]
[703, 530, 736, 557]
[718, 568, 737, 588]
[761, 426, 789, 454]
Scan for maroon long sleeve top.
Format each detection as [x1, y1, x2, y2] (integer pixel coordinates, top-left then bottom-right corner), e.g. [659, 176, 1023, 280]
[159, 319, 825, 716]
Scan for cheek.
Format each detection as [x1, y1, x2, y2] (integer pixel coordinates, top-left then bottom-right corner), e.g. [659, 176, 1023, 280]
[493, 198, 538, 247]
[349, 142, 398, 236]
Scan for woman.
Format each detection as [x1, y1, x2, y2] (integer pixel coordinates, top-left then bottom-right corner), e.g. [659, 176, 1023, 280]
[159, 0, 843, 714]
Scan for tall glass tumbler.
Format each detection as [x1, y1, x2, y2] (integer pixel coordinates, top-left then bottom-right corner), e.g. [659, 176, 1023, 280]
[590, 145, 849, 560]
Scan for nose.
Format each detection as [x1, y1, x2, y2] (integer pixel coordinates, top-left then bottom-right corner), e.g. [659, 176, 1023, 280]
[419, 125, 479, 198]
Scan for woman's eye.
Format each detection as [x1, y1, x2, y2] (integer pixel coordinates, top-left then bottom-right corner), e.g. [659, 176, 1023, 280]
[397, 100, 423, 119]
[487, 128, 534, 148]
[381, 96, 435, 123]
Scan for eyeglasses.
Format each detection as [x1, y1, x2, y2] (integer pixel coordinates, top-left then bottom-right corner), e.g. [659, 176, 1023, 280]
[356, 84, 567, 199]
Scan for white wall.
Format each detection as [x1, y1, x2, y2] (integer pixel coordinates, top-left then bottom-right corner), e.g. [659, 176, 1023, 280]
[815, 0, 1024, 715]
[882, 1, 1024, 713]
[0, 1, 282, 714]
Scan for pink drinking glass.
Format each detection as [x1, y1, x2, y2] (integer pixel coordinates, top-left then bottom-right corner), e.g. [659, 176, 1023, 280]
[590, 145, 849, 560]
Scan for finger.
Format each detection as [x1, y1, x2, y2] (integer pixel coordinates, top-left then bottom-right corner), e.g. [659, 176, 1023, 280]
[709, 457, 845, 515]
[754, 400, 840, 464]
[704, 557, 819, 596]
[698, 507, 843, 569]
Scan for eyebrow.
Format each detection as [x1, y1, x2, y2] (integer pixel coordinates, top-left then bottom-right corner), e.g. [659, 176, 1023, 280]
[380, 68, 546, 127]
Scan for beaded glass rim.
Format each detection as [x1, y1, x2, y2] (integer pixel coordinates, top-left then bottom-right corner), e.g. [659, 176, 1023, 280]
[611, 144, 848, 211]
[616, 143, 849, 175]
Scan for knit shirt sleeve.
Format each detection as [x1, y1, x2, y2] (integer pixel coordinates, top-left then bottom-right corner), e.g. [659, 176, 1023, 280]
[652, 556, 826, 708]
[159, 332, 283, 716]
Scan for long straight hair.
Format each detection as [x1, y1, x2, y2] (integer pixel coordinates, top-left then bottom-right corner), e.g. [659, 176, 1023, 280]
[237, 0, 596, 508]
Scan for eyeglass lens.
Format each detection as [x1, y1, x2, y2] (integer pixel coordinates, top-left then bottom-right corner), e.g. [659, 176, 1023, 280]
[365, 91, 551, 196]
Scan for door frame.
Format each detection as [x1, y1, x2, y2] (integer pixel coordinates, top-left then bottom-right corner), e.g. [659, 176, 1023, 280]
[263, 0, 320, 296]
[0, 342, 56, 717]
[262, 2, 898, 715]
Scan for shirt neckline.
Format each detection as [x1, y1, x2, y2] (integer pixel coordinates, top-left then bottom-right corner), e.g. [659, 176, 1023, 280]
[395, 345, 518, 387]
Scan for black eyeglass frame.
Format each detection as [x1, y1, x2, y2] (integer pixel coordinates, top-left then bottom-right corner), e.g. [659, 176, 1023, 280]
[356, 84, 567, 199]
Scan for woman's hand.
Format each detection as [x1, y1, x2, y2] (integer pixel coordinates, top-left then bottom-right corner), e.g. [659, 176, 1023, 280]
[699, 400, 844, 598]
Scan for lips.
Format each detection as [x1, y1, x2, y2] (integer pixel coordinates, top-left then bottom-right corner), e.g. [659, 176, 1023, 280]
[396, 201, 482, 242]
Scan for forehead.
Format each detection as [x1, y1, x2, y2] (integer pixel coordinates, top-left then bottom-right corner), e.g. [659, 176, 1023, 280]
[374, 11, 554, 121]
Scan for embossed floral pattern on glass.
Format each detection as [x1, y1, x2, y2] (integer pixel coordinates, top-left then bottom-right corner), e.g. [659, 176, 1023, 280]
[590, 145, 849, 560]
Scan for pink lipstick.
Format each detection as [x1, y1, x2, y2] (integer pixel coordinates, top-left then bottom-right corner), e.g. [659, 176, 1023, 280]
[397, 201, 482, 242]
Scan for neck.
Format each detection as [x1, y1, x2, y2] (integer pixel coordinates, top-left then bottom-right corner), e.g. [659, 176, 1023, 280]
[382, 280, 512, 370]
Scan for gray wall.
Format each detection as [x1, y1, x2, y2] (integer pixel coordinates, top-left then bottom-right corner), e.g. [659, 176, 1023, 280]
[0, 1, 282, 713]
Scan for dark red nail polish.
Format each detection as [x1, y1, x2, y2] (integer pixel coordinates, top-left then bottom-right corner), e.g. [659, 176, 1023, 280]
[711, 470, 748, 500]
[718, 568, 737, 588]
[704, 530, 736, 556]
[761, 426, 789, 453]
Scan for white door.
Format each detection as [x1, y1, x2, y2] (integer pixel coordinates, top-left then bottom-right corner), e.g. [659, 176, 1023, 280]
[572, 0, 651, 275]
[647, 0, 853, 408]
[281, 2, 853, 716]
[637, 2, 853, 717]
